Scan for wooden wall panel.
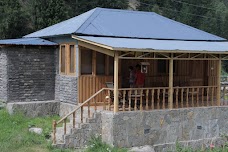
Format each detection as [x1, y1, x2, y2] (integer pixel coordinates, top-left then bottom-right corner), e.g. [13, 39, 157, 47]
[207, 60, 218, 86]
[78, 75, 113, 103]
[121, 59, 209, 87]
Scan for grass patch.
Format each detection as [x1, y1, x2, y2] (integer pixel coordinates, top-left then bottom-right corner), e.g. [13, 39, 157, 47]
[174, 141, 228, 152]
[85, 135, 127, 152]
[0, 109, 72, 152]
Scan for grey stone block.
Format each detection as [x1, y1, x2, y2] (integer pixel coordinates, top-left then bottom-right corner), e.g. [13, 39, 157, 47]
[6, 100, 60, 117]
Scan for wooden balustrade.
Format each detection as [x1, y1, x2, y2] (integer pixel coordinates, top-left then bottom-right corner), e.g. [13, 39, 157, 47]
[173, 86, 217, 108]
[115, 86, 217, 111]
[118, 87, 169, 111]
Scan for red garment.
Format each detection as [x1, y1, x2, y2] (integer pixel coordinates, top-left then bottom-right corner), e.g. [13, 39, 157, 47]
[135, 70, 145, 86]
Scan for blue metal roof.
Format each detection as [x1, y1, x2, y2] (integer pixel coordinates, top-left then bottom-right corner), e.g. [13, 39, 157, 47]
[25, 8, 225, 41]
[0, 38, 57, 46]
[77, 36, 228, 53]
[24, 8, 96, 38]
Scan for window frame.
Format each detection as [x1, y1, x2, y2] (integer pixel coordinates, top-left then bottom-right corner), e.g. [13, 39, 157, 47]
[59, 43, 76, 76]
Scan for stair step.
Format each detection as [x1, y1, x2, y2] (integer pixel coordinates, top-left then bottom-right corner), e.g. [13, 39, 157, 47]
[80, 123, 90, 129]
[54, 111, 102, 146]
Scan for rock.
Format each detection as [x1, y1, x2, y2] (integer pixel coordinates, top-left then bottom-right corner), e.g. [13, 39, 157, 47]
[129, 145, 155, 152]
[29, 127, 43, 135]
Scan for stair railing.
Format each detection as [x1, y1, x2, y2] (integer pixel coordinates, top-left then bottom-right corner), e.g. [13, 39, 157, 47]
[52, 88, 113, 144]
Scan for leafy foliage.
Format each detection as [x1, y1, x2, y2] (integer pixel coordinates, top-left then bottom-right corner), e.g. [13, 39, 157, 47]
[0, 0, 128, 39]
[138, 0, 228, 40]
[85, 135, 127, 152]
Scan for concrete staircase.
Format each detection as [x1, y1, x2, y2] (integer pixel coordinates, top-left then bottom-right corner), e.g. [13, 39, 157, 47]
[54, 107, 103, 149]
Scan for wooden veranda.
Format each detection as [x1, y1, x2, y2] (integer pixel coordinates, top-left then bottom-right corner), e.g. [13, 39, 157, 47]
[52, 37, 228, 144]
[74, 35, 228, 113]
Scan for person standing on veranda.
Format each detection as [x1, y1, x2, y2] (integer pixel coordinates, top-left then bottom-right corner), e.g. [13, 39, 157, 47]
[135, 64, 145, 88]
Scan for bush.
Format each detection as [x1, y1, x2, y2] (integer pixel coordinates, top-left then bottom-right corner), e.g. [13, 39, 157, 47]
[85, 135, 127, 152]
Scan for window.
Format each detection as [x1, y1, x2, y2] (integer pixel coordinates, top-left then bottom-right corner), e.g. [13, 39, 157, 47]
[157, 60, 167, 74]
[59, 44, 76, 75]
[69, 45, 75, 73]
[81, 49, 92, 74]
[79, 48, 113, 76]
[157, 60, 177, 74]
[96, 52, 105, 75]
[60, 45, 66, 73]
[109, 56, 114, 75]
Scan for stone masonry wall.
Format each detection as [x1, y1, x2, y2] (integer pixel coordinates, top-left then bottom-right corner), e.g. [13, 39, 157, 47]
[0, 49, 8, 102]
[6, 100, 60, 117]
[7, 47, 56, 102]
[55, 50, 78, 104]
[102, 106, 228, 148]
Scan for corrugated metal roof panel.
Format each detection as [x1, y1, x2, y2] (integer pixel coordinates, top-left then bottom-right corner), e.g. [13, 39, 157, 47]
[25, 8, 225, 41]
[0, 38, 57, 45]
[24, 8, 96, 38]
[77, 36, 228, 52]
[77, 8, 225, 41]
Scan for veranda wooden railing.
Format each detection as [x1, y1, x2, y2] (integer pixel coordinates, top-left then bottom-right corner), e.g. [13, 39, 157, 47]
[117, 86, 218, 111]
[52, 88, 112, 144]
[117, 87, 169, 111]
[173, 86, 217, 108]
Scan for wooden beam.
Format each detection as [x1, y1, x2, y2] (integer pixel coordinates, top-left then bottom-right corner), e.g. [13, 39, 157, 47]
[115, 47, 228, 55]
[216, 56, 221, 106]
[168, 54, 174, 109]
[114, 51, 119, 113]
[119, 51, 134, 57]
[78, 46, 81, 76]
[78, 41, 114, 57]
[119, 56, 222, 60]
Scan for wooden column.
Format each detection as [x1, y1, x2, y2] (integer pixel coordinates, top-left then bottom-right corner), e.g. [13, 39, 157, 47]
[168, 54, 174, 109]
[77, 45, 81, 77]
[216, 57, 221, 106]
[114, 51, 119, 113]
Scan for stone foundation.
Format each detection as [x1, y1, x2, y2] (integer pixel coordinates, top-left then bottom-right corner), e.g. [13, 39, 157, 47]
[6, 100, 60, 117]
[153, 137, 226, 152]
[102, 106, 228, 149]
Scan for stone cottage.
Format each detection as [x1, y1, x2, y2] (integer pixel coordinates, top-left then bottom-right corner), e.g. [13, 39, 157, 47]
[0, 8, 228, 149]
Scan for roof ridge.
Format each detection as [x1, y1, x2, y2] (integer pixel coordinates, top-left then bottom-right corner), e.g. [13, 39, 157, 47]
[75, 8, 102, 34]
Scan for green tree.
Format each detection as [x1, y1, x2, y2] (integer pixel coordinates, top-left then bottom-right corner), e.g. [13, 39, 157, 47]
[0, 0, 31, 39]
[32, 0, 68, 31]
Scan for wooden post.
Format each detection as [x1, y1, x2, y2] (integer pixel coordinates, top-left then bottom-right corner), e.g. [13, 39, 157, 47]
[216, 57, 221, 106]
[168, 54, 174, 109]
[114, 51, 119, 113]
[73, 111, 76, 128]
[78, 46, 81, 76]
[52, 120, 56, 144]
